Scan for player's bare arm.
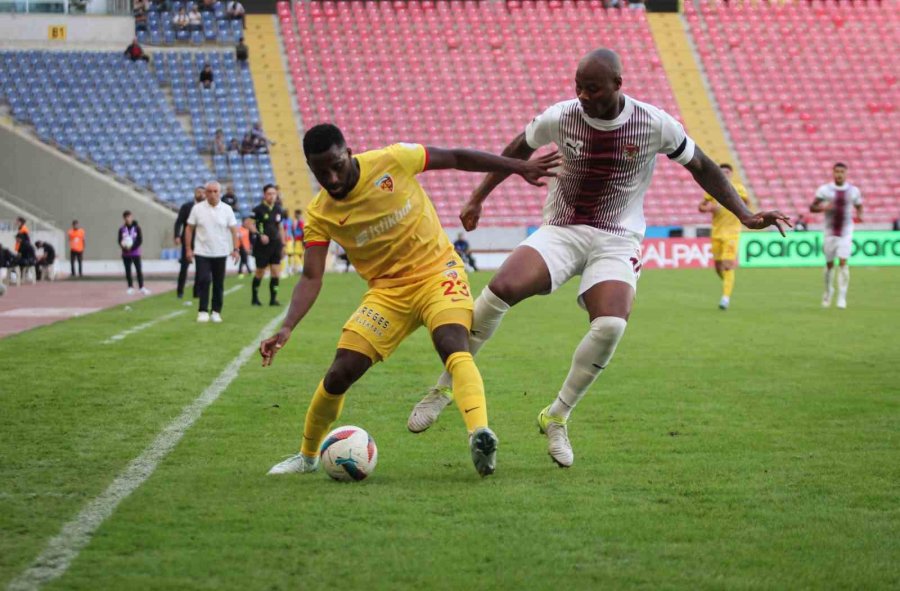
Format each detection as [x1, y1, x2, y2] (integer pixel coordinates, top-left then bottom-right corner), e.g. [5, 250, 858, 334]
[810, 198, 832, 213]
[686, 146, 791, 236]
[698, 199, 717, 213]
[855, 203, 864, 223]
[259, 244, 328, 367]
[425, 145, 559, 187]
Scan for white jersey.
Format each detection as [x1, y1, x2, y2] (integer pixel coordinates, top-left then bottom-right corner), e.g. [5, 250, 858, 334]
[524, 95, 696, 239]
[815, 182, 862, 238]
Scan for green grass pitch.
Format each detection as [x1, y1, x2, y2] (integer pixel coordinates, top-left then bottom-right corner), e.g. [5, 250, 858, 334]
[1, 267, 898, 590]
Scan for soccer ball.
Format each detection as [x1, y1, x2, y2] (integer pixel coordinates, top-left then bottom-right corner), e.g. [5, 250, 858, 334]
[120, 236, 134, 250]
[320, 425, 378, 482]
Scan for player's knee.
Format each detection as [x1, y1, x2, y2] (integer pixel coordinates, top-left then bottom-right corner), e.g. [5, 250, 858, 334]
[486, 277, 520, 306]
[589, 316, 627, 349]
[431, 324, 469, 361]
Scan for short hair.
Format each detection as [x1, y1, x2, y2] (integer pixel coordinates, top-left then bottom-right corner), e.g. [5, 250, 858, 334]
[16, 216, 25, 224]
[262, 183, 276, 194]
[303, 123, 345, 157]
[35, 240, 44, 247]
[123, 210, 132, 217]
[294, 209, 302, 216]
[719, 163, 733, 171]
[205, 180, 221, 190]
[72, 220, 78, 225]
[833, 162, 848, 170]
[195, 185, 206, 191]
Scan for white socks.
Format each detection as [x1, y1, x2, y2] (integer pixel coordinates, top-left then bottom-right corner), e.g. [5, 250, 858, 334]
[435, 286, 510, 390]
[548, 316, 627, 420]
[837, 265, 849, 300]
[824, 267, 835, 299]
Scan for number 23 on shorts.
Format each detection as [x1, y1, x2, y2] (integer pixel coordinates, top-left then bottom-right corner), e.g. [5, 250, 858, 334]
[441, 278, 470, 300]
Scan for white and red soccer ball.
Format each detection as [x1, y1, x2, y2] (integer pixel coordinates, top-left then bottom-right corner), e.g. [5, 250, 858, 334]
[320, 426, 378, 482]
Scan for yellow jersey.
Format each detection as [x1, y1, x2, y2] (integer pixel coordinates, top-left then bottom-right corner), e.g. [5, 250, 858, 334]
[704, 182, 750, 238]
[304, 143, 458, 288]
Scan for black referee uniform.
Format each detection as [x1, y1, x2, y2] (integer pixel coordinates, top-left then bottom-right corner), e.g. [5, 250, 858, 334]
[250, 201, 285, 305]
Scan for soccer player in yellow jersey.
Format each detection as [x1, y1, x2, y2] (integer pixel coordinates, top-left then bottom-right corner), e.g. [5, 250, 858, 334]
[698, 163, 751, 310]
[260, 124, 560, 477]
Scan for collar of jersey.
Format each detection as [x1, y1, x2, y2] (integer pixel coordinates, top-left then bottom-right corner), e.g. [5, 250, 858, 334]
[579, 95, 634, 131]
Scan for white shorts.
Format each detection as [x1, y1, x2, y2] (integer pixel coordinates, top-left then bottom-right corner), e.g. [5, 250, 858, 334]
[520, 225, 642, 306]
[823, 234, 852, 262]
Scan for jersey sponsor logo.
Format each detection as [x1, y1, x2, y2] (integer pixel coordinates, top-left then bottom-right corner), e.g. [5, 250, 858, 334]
[623, 142, 639, 160]
[375, 173, 394, 193]
[563, 138, 583, 157]
[354, 199, 413, 247]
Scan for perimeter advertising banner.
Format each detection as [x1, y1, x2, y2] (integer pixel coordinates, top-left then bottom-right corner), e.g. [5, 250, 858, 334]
[641, 238, 713, 269]
[739, 231, 900, 267]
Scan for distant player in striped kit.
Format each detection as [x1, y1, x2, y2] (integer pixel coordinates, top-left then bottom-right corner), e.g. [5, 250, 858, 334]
[409, 48, 791, 468]
[810, 163, 863, 309]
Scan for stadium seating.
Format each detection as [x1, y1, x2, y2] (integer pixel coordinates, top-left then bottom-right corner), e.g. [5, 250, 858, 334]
[138, 1, 243, 46]
[686, 2, 899, 224]
[280, 0, 701, 227]
[0, 50, 271, 214]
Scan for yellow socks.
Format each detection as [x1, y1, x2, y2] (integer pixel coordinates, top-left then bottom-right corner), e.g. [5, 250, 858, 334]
[446, 351, 488, 433]
[722, 269, 735, 298]
[300, 381, 345, 457]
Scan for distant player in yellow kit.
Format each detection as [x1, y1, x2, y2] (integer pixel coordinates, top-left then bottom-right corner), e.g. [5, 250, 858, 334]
[698, 163, 750, 310]
[260, 123, 559, 477]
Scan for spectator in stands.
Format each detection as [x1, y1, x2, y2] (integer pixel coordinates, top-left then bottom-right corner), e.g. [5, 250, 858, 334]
[188, 6, 203, 32]
[118, 210, 150, 296]
[67, 219, 85, 278]
[226, 0, 245, 27]
[235, 37, 249, 65]
[211, 128, 226, 154]
[133, 1, 149, 32]
[199, 64, 214, 89]
[34, 241, 56, 281]
[240, 133, 255, 155]
[124, 38, 150, 63]
[627, 0, 645, 8]
[173, 7, 189, 31]
[200, 0, 215, 12]
[794, 214, 809, 232]
[454, 233, 478, 272]
[249, 121, 275, 153]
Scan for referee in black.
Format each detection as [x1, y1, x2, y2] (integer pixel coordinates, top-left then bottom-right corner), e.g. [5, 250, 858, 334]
[174, 186, 205, 301]
[249, 184, 286, 306]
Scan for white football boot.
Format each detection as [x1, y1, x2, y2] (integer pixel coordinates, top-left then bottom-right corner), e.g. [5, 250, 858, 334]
[268, 453, 319, 475]
[538, 406, 574, 468]
[407, 386, 452, 433]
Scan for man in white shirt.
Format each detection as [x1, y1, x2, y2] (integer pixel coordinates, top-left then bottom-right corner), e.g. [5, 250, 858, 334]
[408, 48, 791, 467]
[810, 162, 863, 309]
[185, 181, 240, 323]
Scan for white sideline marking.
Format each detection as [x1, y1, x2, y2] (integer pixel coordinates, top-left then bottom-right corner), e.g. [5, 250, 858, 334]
[0, 308, 100, 318]
[7, 311, 287, 591]
[101, 310, 186, 345]
[223, 284, 243, 296]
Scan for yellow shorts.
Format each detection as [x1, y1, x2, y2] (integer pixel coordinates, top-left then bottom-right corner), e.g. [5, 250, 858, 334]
[338, 264, 474, 362]
[711, 236, 739, 262]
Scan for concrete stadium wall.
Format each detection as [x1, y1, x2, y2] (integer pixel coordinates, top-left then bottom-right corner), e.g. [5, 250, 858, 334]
[0, 15, 134, 46]
[0, 121, 177, 259]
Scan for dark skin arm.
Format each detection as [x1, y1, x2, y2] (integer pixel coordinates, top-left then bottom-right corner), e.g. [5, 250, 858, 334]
[455, 133, 538, 231]
[424, 144, 558, 186]
[685, 146, 791, 236]
[259, 244, 328, 366]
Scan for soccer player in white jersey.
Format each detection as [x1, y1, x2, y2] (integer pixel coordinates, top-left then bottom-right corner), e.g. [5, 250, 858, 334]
[407, 48, 791, 468]
[809, 162, 863, 309]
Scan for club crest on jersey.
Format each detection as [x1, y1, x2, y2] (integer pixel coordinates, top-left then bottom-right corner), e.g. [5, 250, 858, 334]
[375, 174, 394, 193]
[563, 139, 583, 157]
[624, 143, 640, 160]
[444, 270, 459, 280]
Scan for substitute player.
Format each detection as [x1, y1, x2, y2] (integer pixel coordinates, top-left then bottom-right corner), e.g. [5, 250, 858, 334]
[810, 162, 863, 309]
[259, 123, 559, 477]
[248, 184, 287, 306]
[697, 163, 750, 310]
[408, 48, 790, 468]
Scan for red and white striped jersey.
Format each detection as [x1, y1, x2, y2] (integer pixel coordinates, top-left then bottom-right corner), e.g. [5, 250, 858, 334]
[814, 182, 862, 238]
[525, 95, 695, 239]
